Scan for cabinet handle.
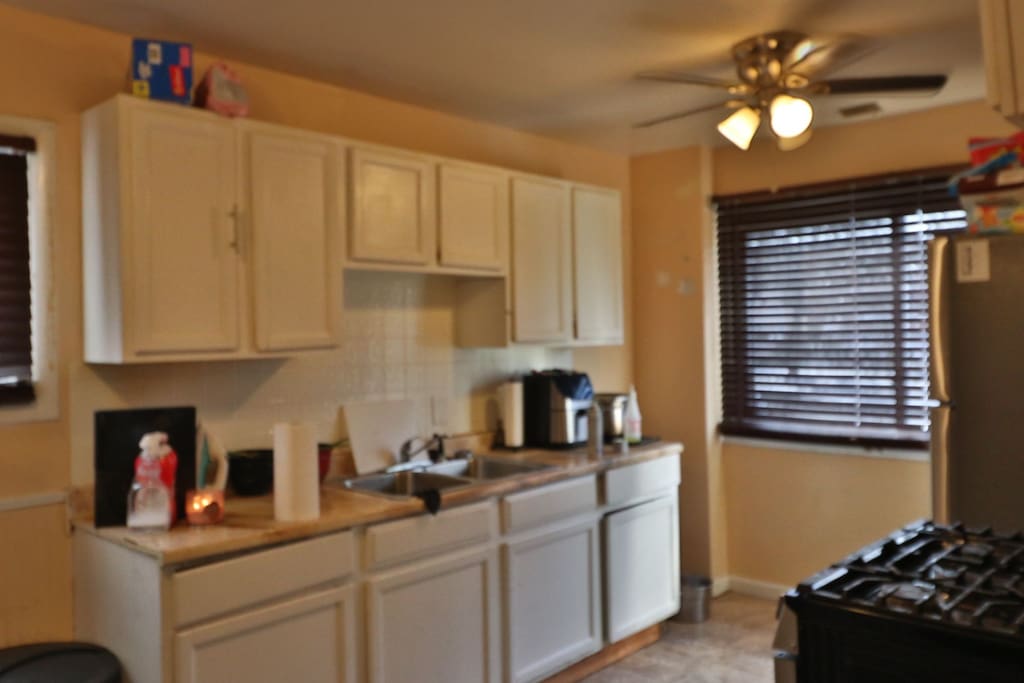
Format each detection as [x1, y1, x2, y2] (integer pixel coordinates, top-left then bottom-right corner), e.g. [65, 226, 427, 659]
[227, 205, 240, 253]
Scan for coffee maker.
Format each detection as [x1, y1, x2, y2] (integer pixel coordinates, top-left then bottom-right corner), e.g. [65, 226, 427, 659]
[522, 370, 594, 448]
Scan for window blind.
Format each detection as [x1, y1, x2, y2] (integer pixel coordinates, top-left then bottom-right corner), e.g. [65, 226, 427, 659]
[714, 167, 967, 449]
[0, 135, 36, 405]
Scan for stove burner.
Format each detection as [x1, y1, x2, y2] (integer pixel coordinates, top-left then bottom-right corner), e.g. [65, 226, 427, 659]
[799, 521, 1024, 638]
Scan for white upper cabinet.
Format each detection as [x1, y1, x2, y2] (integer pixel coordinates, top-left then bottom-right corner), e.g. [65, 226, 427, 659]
[127, 106, 239, 355]
[980, 0, 1024, 126]
[511, 177, 573, 343]
[83, 96, 240, 362]
[349, 146, 436, 266]
[572, 186, 624, 344]
[242, 124, 342, 352]
[82, 96, 344, 364]
[438, 163, 508, 272]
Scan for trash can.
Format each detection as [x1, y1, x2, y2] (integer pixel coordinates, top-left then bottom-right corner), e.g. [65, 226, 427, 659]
[676, 575, 712, 623]
[0, 642, 121, 682]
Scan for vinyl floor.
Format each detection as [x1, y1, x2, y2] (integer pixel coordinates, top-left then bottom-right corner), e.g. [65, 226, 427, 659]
[583, 593, 777, 683]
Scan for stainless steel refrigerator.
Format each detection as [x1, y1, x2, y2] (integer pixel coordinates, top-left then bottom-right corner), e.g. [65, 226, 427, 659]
[929, 233, 1024, 531]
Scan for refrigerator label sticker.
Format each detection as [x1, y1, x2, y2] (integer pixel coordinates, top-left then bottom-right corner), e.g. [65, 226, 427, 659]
[955, 240, 991, 283]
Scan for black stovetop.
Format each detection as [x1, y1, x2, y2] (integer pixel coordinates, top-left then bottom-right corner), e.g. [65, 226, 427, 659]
[794, 520, 1024, 637]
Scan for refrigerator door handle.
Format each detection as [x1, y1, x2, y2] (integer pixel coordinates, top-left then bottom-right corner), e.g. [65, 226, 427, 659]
[931, 405, 952, 524]
[929, 236, 952, 403]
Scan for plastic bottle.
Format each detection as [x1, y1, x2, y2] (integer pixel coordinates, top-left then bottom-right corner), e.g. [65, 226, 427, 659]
[625, 385, 643, 444]
[127, 432, 174, 531]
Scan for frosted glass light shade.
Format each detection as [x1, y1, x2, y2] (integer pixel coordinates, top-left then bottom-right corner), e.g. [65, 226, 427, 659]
[717, 107, 761, 150]
[769, 94, 813, 138]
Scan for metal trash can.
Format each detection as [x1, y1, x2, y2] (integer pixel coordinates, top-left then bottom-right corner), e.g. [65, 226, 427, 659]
[677, 575, 712, 623]
[0, 642, 121, 682]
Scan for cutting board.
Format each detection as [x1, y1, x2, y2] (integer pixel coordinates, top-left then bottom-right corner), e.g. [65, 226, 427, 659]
[344, 399, 418, 474]
[344, 401, 419, 475]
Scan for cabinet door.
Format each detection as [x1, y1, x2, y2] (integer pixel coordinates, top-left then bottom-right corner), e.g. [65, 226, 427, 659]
[175, 584, 357, 683]
[439, 163, 508, 272]
[349, 147, 435, 265]
[604, 495, 680, 643]
[511, 177, 572, 343]
[573, 187, 624, 344]
[366, 546, 500, 683]
[127, 106, 239, 354]
[504, 517, 602, 683]
[245, 128, 341, 351]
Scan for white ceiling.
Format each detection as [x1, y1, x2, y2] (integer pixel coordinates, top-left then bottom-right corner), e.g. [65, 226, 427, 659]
[5, 0, 986, 154]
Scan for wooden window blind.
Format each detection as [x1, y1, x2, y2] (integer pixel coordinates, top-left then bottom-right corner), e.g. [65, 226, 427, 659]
[714, 166, 967, 449]
[0, 134, 36, 405]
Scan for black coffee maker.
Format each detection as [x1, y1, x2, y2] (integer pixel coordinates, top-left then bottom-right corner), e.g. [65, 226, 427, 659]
[522, 370, 594, 448]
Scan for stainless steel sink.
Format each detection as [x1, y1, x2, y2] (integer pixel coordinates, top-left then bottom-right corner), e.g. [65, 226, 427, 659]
[343, 470, 472, 499]
[427, 456, 553, 480]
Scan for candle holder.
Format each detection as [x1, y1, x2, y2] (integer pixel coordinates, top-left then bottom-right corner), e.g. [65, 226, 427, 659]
[185, 488, 225, 525]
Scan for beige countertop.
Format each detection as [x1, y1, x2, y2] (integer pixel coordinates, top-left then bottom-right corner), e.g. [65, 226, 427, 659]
[74, 440, 683, 567]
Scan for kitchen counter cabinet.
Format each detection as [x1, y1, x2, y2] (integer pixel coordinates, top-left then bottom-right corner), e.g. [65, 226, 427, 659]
[362, 500, 501, 682]
[601, 455, 682, 644]
[366, 546, 500, 683]
[503, 510, 602, 683]
[175, 584, 355, 683]
[74, 528, 359, 683]
[73, 444, 683, 683]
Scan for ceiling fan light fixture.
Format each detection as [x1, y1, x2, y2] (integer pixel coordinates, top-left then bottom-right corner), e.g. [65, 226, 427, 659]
[769, 94, 814, 138]
[717, 106, 761, 150]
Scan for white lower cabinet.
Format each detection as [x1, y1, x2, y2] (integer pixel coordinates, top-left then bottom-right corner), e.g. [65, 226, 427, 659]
[175, 584, 356, 683]
[504, 515, 602, 683]
[603, 494, 681, 643]
[366, 545, 501, 683]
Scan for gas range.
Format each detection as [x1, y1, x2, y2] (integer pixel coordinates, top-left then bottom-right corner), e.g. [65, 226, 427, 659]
[774, 521, 1024, 683]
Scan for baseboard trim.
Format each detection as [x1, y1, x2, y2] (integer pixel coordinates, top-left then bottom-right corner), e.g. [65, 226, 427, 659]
[711, 576, 731, 597]
[726, 576, 790, 601]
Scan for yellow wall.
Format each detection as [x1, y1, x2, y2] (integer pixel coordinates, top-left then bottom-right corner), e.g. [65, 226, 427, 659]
[0, 5, 632, 646]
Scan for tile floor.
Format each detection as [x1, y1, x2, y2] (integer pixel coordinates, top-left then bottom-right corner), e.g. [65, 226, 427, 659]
[584, 593, 777, 683]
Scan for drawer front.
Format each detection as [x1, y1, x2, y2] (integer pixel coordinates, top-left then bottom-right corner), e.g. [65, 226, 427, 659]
[604, 454, 681, 509]
[173, 531, 355, 627]
[502, 475, 597, 535]
[364, 500, 495, 570]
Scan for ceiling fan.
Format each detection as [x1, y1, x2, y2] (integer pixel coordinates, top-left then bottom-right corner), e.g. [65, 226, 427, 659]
[634, 31, 947, 151]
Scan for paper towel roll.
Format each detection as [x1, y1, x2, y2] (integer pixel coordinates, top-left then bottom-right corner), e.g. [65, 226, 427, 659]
[273, 421, 320, 521]
[502, 379, 524, 448]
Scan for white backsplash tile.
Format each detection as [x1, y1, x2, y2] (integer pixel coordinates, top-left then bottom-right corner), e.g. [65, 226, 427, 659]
[70, 271, 571, 484]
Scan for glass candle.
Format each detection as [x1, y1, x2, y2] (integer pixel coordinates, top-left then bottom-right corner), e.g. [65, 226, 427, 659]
[185, 488, 225, 525]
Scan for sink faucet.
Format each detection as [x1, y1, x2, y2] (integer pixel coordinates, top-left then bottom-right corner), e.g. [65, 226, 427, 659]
[398, 433, 445, 466]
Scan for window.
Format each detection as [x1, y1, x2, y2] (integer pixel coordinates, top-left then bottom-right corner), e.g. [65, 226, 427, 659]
[714, 167, 966, 450]
[0, 116, 56, 424]
[0, 134, 37, 405]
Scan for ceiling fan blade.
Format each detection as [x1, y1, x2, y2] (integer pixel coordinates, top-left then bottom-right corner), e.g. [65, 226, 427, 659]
[635, 70, 746, 92]
[809, 75, 948, 95]
[633, 100, 743, 129]
[782, 36, 876, 79]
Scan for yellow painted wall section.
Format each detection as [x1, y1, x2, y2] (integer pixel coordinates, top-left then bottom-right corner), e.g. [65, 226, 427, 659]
[631, 146, 722, 577]
[723, 444, 931, 585]
[0, 4, 632, 646]
[713, 100, 1018, 587]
